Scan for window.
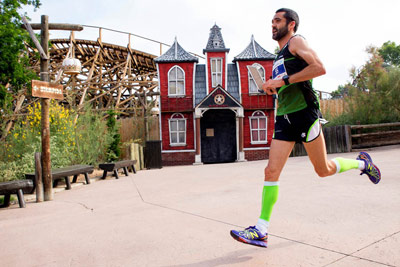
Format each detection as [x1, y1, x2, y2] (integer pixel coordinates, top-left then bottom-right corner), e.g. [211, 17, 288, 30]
[168, 66, 185, 96]
[169, 113, 186, 145]
[249, 111, 268, 144]
[211, 58, 222, 87]
[248, 63, 265, 94]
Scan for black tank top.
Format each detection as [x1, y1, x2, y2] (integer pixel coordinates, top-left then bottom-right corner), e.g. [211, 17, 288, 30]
[272, 35, 320, 115]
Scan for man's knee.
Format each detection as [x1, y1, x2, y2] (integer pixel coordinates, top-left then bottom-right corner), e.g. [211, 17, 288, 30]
[314, 167, 330, 178]
[264, 166, 280, 181]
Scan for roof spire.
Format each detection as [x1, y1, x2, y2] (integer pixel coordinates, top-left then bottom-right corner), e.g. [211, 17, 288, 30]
[174, 36, 178, 59]
[251, 35, 258, 57]
[233, 35, 275, 61]
[154, 38, 198, 63]
[203, 23, 230, 54]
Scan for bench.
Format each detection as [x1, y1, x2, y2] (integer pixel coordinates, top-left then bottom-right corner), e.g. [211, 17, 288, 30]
[99, 160, 137, 179]
[0, 180, 34, 208]
[25, 164, 94, 190]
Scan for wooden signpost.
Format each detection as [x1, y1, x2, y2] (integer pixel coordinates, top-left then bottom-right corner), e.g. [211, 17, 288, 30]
[31, 80, 64, 100]
[23, 15, 83, 202]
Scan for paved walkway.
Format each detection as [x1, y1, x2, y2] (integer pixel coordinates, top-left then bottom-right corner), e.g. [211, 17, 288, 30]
[1, 145, 399, 267]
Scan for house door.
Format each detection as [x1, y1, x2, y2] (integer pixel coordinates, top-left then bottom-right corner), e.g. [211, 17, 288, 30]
[201, 109, 237, 163]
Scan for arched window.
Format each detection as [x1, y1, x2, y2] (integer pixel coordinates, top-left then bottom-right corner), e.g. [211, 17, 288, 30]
[249, 110, 268, 144]
[248, 63, 265, 94]
[169, 113, 186, 145]
[168, 66, 185, 96]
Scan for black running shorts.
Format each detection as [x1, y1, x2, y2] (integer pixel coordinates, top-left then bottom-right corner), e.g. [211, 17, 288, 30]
[273, 106, 323, 143]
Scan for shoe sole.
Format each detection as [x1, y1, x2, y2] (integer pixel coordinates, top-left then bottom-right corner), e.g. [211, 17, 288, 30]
[357, 152, 381, 184]
[230, 231, 268, 248]
[366, 162, 381, 184]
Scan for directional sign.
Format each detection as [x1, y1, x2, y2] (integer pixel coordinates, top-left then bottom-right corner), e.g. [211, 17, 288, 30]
[31, 80, 64, 100]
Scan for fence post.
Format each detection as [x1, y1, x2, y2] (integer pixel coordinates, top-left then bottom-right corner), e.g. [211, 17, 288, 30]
[345, 125, 352, 152]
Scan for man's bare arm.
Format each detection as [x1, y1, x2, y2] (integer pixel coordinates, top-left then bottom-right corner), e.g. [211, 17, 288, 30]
[262, 36, 326, 94]
[288, 36, 326, 83]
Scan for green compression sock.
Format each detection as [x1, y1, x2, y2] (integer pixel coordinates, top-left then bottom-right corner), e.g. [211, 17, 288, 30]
[259, 181, 279, 222]
[332, 157, 363, 173]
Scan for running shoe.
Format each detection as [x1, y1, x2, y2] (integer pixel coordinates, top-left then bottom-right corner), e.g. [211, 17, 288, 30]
[357, 152, 381, 184]
[230, 226, 268, 248]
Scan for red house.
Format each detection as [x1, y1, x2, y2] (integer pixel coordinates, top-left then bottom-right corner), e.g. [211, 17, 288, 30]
[155, 24, 275, 166]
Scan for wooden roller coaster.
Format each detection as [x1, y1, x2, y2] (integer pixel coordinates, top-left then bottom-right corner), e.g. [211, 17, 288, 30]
[2, 26, 166, 138]
[26, 29, 159, 115]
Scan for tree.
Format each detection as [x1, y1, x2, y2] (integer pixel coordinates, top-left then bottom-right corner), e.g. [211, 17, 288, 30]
[0, 0, 41, 117]
[379, 41, 400, 67]
[333, 45, 400, 125]
[330, 84, 350, 99]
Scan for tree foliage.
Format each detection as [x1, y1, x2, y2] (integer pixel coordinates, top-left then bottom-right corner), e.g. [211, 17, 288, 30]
[0, 0, 41, 114]
[378, 41, 400, 67]
[330, 45, 400, 125]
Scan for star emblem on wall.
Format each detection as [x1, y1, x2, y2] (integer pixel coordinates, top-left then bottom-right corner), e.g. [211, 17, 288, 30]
[214, 94, 225, 105]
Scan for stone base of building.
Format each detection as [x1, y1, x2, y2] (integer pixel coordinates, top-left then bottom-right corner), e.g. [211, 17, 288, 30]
[244, 149, 270, 161]
[162, 151, 196, 166]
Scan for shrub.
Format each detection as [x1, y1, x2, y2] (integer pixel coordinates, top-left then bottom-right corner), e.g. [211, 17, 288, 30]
[0, 101, 113, 182]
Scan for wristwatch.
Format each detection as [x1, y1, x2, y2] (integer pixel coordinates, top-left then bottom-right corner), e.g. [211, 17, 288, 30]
[282, 75, 290, 85]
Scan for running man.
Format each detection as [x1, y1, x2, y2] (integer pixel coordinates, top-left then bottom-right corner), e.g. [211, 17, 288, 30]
[230, 8, 381, 248]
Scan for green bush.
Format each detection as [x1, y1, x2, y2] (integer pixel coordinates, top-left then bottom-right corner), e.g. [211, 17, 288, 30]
[0, 101, 113, 182]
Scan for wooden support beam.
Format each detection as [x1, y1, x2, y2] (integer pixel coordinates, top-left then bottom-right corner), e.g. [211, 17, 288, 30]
[24, 23, 84, 31]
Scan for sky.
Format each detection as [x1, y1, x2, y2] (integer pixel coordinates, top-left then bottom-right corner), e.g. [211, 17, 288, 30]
[23, 0, 400, 93]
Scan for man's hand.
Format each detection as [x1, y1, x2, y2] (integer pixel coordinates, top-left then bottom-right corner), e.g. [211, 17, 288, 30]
[262, 79, 284, 95]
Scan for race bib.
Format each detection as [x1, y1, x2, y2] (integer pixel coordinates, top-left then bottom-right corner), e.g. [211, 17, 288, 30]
[272, 58, 287, 80]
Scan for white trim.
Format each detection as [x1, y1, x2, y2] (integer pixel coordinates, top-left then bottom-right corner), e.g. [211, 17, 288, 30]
[236, 62, 242, 103]
[168, 65, 185, 96]
[162, 149, 196, 153]
[168, 113, 187, 146]
[236, 117, 239, 161]
[156, 63, 162, 144]
[225, 52, 228, 89]
[210, 57, 223, 88]
[193, 62, 197, 107]
[193, 112, 197, 153]
[205, 52, 209, 95]
[243, 147, 270, 151]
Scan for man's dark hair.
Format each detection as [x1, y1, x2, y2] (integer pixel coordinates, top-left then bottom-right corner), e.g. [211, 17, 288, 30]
[276, 8, 299, 32]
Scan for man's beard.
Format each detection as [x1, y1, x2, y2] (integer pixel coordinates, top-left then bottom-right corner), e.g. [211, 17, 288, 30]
[272, 25, 289, 41]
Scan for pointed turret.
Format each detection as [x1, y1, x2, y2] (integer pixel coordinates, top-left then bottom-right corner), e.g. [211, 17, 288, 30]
[234, 35, 275, 61]
[203, 24, 230, 54]
[155, 37, 198, 63]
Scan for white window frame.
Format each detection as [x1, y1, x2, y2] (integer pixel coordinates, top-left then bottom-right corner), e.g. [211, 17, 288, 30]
[249, 110, 268, 144]
[211, 58, 223, 87]
[168, 66, 185, 96]
[169, 113, 187, 146]
[248, 63, 265, 94]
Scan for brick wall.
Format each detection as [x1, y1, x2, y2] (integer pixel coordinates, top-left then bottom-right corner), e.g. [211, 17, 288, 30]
[245, 149, 270, 161]
[162, 151, 196, 166]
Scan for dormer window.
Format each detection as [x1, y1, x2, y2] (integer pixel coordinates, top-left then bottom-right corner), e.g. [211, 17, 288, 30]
[248, 63, 265, 94]
[168, 66, 185, 96]
[211, 58, 222, 87]
[249, 110, 268, 144]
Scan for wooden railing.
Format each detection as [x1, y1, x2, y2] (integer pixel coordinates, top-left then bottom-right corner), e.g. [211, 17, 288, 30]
[291, 122, 400, 157]
[351, 122, 400, 149]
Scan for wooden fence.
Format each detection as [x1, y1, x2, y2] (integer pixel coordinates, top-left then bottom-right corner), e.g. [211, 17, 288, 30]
[291, 122, 400, 157]
[291, 125, 352, 157]
[351, 122, 400, 149]
[320, 98, 346, 119]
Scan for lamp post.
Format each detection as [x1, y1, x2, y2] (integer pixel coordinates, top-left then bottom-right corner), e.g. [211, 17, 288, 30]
[23, 16, 83, 201]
